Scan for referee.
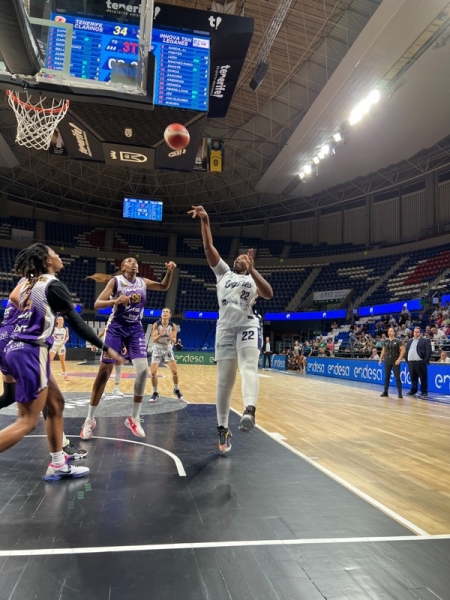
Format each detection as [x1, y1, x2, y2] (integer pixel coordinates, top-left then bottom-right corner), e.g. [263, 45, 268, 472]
[379, 326, 405, 398]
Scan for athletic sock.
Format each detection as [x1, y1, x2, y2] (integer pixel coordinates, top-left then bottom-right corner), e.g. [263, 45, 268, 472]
[132, 402, 142, 420]
[50, 451, 65, 467]
[174, 384, 179, 390]
[87, 405, 97, 420]
[153, 386, 158, 393]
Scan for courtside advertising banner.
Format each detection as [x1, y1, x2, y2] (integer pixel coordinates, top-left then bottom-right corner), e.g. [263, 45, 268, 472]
[306, 357, 450, 395]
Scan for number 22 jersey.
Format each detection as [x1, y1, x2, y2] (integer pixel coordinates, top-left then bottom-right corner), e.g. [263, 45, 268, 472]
[212, 259, 259, 329]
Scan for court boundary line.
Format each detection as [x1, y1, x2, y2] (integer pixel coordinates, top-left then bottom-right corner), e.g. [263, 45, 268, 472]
[2, 534, 450, 558]
[27, 435, 186, 477]
[230, 407, 429, 536]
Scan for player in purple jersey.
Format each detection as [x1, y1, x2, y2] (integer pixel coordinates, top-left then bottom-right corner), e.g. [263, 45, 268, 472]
[80, 257, 177, 440]
[0, 244, 124, 481]
[0, 298, 19, 410]
[189, 206, 273, 453]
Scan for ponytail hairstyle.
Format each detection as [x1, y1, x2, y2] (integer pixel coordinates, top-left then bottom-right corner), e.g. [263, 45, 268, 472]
[87, 257, 134, 283]
[14, 244, 51, 283]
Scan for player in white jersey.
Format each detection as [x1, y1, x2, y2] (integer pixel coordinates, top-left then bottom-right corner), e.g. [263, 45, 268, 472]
[188, 206, 273, 453]
[150, 307, 184, 401]
[50, 316, 69, 380]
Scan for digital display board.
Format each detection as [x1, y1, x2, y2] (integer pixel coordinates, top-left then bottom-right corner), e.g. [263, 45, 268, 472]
[358, 300, 422, 317]
[46, 15, 210, 111]
[97, 308, 162, 317]
[123, 198, 163, 221]
[152, 28, 209, 110]
[184, 311, 219, 319]
[265, 310, 347, 321]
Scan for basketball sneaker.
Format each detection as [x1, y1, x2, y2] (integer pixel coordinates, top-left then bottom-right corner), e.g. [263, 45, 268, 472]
[44, 457, 89, 482]
[149, 392, 159, 403]
[113, 387, 124, 396]
[80, 417, 96, 440]
[124, 416, 145, 438]
[218, 426, 232, 453]
[239, 405, 256, 433]
[63, 441, 88, 460]
[173, 388, 184, 400]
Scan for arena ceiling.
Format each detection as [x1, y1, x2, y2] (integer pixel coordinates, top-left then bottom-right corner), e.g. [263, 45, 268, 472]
[1, 0, 450, 226]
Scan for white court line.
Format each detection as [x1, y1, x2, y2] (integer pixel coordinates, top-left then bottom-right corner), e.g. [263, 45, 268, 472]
[2, 534, 450, 558]
[27, 435, 186, 477]
[230, 408, 429, 536]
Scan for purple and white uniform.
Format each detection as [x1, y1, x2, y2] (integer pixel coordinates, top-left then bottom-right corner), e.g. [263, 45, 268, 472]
[102, 275, 147, 364]
[0, 299, 19, 375]
[4, 275, 57, 402]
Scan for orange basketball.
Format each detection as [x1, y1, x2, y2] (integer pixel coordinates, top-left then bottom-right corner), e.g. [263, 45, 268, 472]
[164, 123, 190, 150]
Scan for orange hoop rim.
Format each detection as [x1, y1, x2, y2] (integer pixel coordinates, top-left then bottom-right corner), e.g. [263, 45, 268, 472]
[6, 90, 70, 114]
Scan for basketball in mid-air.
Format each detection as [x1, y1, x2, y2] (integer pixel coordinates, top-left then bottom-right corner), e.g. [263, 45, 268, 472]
[164, 123, 190, 150]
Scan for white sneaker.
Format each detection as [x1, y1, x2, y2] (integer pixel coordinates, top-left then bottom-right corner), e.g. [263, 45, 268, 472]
[80, 417, 96, 440]
[44, 457, 89, 481]
[124, 416, 145, 438]
[113, 388, 125, 396]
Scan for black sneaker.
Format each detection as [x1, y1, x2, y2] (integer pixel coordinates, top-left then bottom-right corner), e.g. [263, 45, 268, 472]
[218, 426, 232, 453]
[149, 392, 159, 403]
[380, 392, 389, 397]
[406, 392, 416, 397]
[173, 388, 184, 401]
[63, 442, 88, 460]
[239, 405, 256, 433]
[419, 392, 428, 398]
[398, 393, 403, 399]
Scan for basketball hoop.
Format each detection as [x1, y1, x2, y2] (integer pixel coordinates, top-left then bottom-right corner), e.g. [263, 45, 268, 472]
[6, 90, 70, 151]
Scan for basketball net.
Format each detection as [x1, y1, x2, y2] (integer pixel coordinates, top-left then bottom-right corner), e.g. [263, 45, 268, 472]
[6, 90, 70, 151]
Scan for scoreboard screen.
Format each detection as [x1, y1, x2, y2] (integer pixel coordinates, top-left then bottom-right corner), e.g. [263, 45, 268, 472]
[46, 15, 210, 111]
[123, 198, 163, 221]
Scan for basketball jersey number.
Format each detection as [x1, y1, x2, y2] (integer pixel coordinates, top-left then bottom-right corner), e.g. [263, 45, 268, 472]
[241, 330, 255, 341]
[240, 291, 250, 300]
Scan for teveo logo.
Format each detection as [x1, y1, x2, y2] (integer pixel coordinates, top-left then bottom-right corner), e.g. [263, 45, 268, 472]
[210, 65, 231, 98]
[106, 0, 142, 15]
[307, 361, 325, 374]
[69, 123, 92, 157]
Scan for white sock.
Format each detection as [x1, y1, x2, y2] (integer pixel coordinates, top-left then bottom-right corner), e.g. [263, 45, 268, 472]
[50, 451, 65, 467]
[174, 383, 179, 390]
[216, 359, 237, 429]
[132, 402, 142, 420]
[87, 405, 97, 420]
[153, 386, 158, 393]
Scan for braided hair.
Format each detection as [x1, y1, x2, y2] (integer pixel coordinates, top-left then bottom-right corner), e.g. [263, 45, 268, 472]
[14, 244, 50, 281]
[87, 257, 134, 283]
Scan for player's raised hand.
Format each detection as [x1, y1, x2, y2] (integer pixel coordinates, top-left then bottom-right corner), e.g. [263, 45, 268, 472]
[247, 248, 255, 273]
[188, 205, 208, 220]
[165, 261, 177, 271]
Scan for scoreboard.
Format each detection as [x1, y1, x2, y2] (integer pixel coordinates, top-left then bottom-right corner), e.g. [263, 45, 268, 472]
[123, 198, 163, 221]
[46, 15, 210, 111]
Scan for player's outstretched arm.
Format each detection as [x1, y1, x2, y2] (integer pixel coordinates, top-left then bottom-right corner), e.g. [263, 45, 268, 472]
[187, 205, 220, 268]
[144, 261, 177, 291]
[246, 248, 273, 300]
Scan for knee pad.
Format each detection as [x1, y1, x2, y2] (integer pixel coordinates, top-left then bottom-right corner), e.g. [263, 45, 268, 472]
[133, 358, 148, 396]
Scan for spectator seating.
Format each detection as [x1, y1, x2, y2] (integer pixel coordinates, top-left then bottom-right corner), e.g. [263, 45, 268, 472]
[177, 320, 216, 351]
[46, 223, 106, 250]
[175, 264, 218, 312]
[239, 238, 285, 259]
[0, 247, 19, 296]
[0, 217, 36, 240]
[289, 242, 368, 258]
[57, 255, 97, 310]
[176, 236, 232, 258]
[254, 266, 313, 313]
[113, 233, 169, 256]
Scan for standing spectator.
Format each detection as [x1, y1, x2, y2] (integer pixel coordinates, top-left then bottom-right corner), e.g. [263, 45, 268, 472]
[174, 338, 183, 351]
[262, 336, 272, 370]
[405, 327, 432, 398]
[379, 327, 405, 398]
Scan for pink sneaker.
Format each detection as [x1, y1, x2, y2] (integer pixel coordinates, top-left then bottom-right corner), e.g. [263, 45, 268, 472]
[80, 417, 96, 440]
[124, 416, 145, 438]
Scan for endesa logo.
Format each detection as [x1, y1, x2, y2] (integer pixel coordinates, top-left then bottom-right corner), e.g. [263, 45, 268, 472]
[435, 373, 450, 391]
[329, 363, 350, 377]
[353, 365, 383, 381]
[307, 361, 325, 374]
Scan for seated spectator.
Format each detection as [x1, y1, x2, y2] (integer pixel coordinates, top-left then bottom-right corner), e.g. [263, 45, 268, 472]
[174, 339, 183, 351]
[438, 351, 450, 364]
[326, 338, 334, 356]
[432, 327, 447, 344]
[369, 348, 379, 360]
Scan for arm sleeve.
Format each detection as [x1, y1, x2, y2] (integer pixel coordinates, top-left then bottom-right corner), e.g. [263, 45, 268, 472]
[211, 258, 230, 282]
[63, 309, 110, 351]
[47, 282, 109, 350]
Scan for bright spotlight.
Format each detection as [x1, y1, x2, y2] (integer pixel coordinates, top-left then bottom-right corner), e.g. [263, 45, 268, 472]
[369, 89, 380, 104]
[317, 151, 325, 160]
[321, 144, 330, 155]
[312, 156, 320, 165]
[332, 132, 342, 142]
[349, 112, 361, 126]
[303, 164, 312, 175]
[299, 171, 305, 180]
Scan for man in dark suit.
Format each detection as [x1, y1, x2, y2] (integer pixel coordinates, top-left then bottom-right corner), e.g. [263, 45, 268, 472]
[405, 327, 432, 398]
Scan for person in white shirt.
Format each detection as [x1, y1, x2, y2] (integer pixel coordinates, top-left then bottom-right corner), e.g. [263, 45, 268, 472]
[438, 351, 450, 364]
[189, 205, 273, 454]
[50, 316, 70, 380]
[369, 348, 379, 360]
[262, 336, 272, 370]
